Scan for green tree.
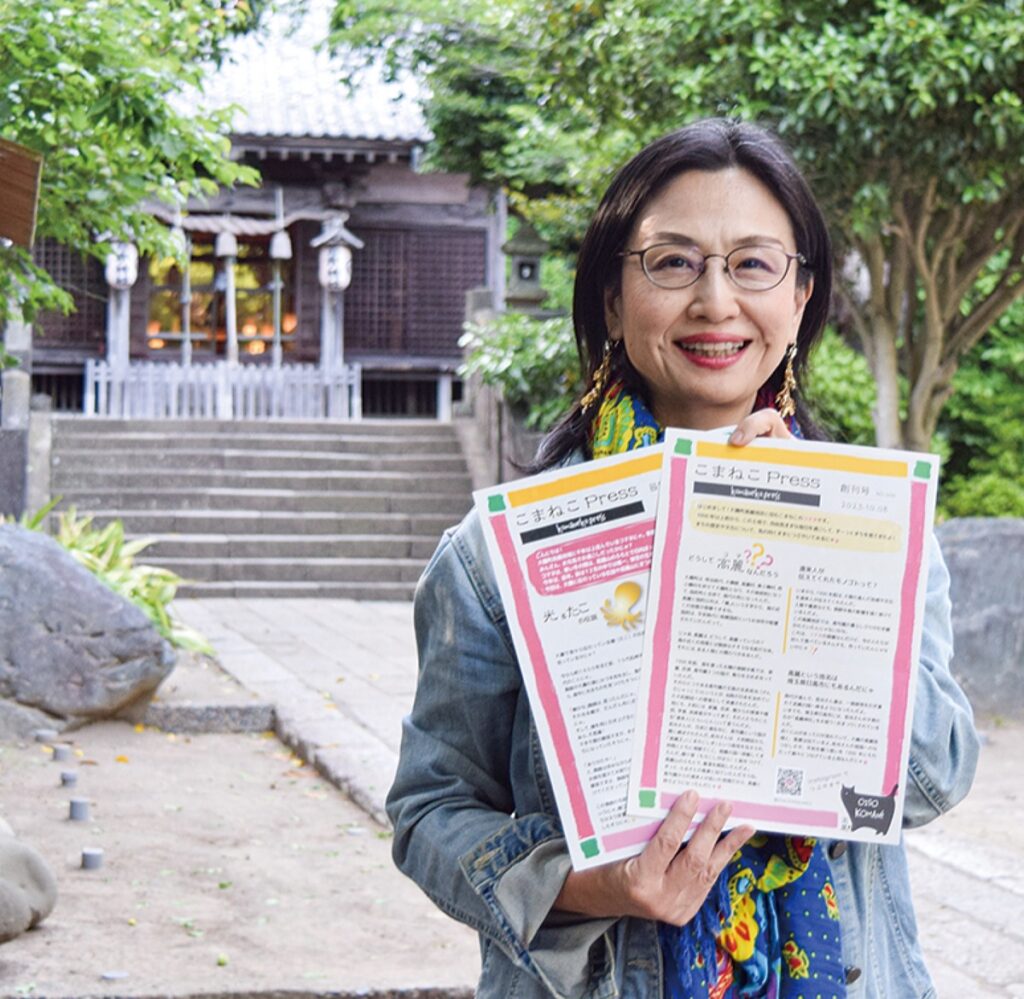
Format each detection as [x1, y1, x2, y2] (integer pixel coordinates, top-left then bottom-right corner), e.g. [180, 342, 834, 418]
[335, 0, 1024, 452]
[0, 0, 264, 322]
[935, 309, 1024, 517]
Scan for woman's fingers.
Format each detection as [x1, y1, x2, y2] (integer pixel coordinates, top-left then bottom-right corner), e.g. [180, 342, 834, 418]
[666, 800, 746, 882]
[712, 823, 757, 868]
[637, 788, 700, 872]
[729, 407, 793, 446]
[555, 792, 757, 924]
[656, 799, 756, 926]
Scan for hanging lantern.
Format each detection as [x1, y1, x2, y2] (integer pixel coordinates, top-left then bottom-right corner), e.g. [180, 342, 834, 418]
[318, 243, 352, 291]
[270, 229, 293, 261]
[215, 230, 238, 258]
[104, 242, 139, 290]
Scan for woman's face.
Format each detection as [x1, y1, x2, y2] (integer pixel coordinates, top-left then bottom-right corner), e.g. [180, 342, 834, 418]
[604, 167, 813, 431]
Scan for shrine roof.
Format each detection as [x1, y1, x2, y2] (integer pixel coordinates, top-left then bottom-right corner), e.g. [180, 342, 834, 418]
[187, 1, 429, 148]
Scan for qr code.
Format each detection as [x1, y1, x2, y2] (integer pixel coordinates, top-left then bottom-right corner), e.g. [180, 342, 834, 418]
[775, 767, 804, 798]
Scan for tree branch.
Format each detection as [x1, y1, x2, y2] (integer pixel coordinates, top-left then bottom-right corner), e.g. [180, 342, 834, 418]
[944, 267, 1024, 365]
[950, 210, 1024, 306]
[834, 279, 873, 363]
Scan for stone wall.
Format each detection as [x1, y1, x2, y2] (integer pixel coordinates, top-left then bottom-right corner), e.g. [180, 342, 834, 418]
[937, 517, 1024, 720]
[0, 430, 26, 518]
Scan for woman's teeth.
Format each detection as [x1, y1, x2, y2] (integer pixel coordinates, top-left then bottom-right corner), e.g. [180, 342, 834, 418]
[679, 341, 746, 356]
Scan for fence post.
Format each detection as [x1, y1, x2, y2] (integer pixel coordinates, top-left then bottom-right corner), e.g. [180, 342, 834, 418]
[216, 362, 233, 419]
[350, 363, 362, 420]
[84, 360, 96, 416]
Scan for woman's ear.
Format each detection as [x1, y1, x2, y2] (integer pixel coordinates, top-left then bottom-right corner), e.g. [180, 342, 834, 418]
[604, 287, 623, 342]
[792, 277, 814, 330]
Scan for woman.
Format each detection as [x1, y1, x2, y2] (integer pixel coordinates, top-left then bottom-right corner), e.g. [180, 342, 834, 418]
[387, 118, 979, 998]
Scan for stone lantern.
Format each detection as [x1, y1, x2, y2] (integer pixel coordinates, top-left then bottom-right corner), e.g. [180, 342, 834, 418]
[104, 241, 139, 375]
[502, 220, 548, 314]
[311, 215, 363, 371]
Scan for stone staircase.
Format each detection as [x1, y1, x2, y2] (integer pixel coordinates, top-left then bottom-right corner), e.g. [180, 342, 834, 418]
[49, 417, 474, 599]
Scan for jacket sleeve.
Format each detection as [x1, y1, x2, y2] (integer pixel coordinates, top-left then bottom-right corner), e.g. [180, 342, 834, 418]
[386, 517, 616, 999]
[902, 533, 981, 827]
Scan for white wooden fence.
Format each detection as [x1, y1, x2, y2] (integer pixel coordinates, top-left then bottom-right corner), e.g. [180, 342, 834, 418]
[84, 360, 362, 420]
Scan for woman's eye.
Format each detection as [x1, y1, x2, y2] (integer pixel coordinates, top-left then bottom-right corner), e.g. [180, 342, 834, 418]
[732, 250, 781, 273]
[650, 250, 698, 271]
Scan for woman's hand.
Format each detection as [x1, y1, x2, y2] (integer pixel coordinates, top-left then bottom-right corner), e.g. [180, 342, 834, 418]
[728, 408, 793, 446]
[553, 791, 755, 926]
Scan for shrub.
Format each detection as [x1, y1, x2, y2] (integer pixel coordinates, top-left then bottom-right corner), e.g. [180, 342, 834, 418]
[803, 327, 881, 446]
[459, 311, 581, 431]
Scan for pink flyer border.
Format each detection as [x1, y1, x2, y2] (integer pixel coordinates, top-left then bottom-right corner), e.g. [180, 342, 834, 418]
[658, 793, 838, 829]
[601, 820, 663, 854]
[490, 513, 595, 841]
[640, 455, 688, 789]
[883, 479, 927, 792]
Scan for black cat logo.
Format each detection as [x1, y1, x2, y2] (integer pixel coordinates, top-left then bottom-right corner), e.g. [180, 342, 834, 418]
[841, 784, 898, 835]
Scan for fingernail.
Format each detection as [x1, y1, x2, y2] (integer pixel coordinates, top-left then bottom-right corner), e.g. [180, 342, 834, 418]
[683, 790, 699, 809]
[729, 429, 745, 446]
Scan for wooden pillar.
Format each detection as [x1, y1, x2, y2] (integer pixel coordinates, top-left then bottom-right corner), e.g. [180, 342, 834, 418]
[216, 231, 239, 365]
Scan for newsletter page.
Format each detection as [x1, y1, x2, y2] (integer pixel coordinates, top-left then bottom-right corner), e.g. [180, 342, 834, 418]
[628, 430, 939, 845]
[475, 449, 663, 870]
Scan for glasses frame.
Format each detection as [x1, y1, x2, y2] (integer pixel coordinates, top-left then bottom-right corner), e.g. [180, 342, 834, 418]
[620, 242, 808, 292]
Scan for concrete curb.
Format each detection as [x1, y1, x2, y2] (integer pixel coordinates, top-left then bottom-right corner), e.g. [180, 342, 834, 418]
[142, 701, 275, 734]
[170, 601, 398, 829]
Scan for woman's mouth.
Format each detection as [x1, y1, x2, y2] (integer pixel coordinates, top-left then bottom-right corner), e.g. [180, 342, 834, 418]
[679, 341, 747, 357]
[675, 337, 750, 367]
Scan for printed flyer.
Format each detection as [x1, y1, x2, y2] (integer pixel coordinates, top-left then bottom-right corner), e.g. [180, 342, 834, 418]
[475, 449, 664, 870]
[628, 429, 940, 845]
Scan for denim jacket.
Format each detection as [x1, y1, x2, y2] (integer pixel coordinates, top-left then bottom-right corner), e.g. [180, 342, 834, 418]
[387, 507, 979, 999]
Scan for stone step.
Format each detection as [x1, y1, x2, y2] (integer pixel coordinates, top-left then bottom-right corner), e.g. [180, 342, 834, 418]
[140, 533, 441, 560]
[53, 468, 473, 494]
[50, 414, 471, 600]
[57, 489, 470, 515]
[175, 579, 418, 599]
[52, 448, 469, 474]
[53, 416, 458, 437]
[156, 555, 426, 583]
[84, 509, 457, 537]
[52, 431, 464, 455]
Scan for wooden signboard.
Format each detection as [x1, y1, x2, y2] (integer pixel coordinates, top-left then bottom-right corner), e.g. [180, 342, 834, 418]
[0, 138, 43, 248]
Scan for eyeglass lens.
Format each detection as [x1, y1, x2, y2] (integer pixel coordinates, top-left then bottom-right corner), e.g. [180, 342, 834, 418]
[641, 243, 792, 290]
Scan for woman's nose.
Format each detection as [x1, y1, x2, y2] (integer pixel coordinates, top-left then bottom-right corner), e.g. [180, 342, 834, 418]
[685, 261, 740, 320]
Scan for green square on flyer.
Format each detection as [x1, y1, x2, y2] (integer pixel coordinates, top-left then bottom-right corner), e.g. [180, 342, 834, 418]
[639, 789, 656, 808]
[675, 438, 693, 455]
[913, 460, 932, 480]
[580, 838, 600, 858]
[488, 495, 506, 512]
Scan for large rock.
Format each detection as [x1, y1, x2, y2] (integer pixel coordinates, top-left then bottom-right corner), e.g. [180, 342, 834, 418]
[0, 699, 63, 740]
[0, 825, 58, 943]
[0, 525, 175, 724]
[936, 518, 1024, 719]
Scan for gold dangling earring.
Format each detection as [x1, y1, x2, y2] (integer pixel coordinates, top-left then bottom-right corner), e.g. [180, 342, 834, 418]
[776, 342, 798, 420]
[581, 340, 617, 411]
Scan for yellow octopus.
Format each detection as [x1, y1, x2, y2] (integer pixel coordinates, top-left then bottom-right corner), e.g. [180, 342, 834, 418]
[600, 581, 643, 630]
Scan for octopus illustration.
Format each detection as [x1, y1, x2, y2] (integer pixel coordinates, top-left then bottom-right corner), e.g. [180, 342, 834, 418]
[600, 581, 643, 630]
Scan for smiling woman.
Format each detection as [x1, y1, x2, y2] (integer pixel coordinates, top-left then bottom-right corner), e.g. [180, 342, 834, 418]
[387, 118, 979, 999]
[605, 168, 813, 431]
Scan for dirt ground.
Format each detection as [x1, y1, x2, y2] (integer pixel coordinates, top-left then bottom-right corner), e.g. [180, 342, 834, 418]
[0, 722, 479, 999]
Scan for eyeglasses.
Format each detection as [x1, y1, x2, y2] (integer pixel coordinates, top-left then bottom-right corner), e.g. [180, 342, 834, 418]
[620, 242, 807, 292]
